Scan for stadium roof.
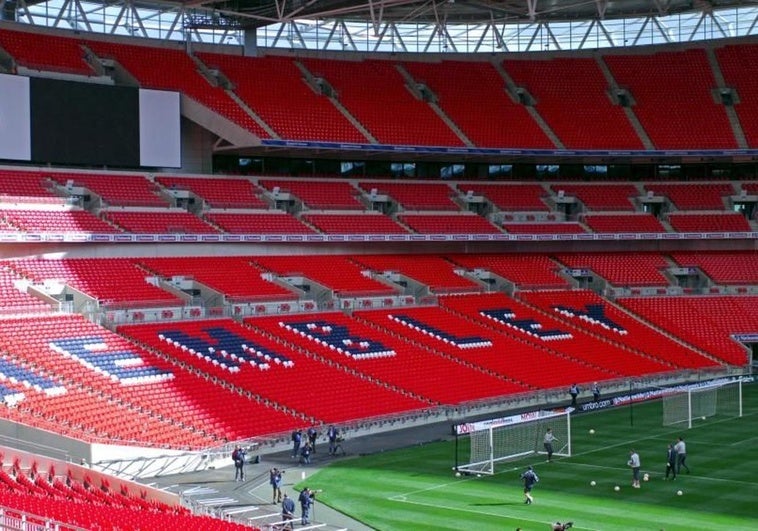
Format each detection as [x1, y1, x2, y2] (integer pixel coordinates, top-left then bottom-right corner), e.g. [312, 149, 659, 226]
[176, 0, 755, 27]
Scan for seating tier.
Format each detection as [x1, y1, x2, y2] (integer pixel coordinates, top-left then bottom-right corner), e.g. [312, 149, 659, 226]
[48, 172, 168, 207]
[155, 176, 268, 209]
[249, 312, 526, 404]
[9, 258, 183, 307]
[0, 28, 93, 75]
[138, 257, 296, 301]
[643, 183, 733, 210]
[258, 179, 364, 210]
[254, 255, 397, 297]
[555, 252, 671, 287]
[204, 212, 315, 234]
[519, 290, 717, 370]
[716, 44, 758, 147]
[604, 49, 737, 149]
[668, 213, 752, 232]
[670, 251, 758, 284]
[504, 57, 642, 149]
[302, 214, 408, 234]
[198, 53, 366, 143]
[102, 210, 218, 234]
[457, 183, 549, 211]
[300, 58, 464, 146]
[402, 60, 553, 148]
[447, 254, 570, 289]
[0, 209, 120, 234]
[358, 182, 459, 211]
[440, 293, 672, 377]
[353, 255, 483, 294]
[583, 214, 667, 233]
[617, 296, 755, 366]
[550, 184, 639, 211]
[398, 214, 501, 234]
[122, 318, 428, 422]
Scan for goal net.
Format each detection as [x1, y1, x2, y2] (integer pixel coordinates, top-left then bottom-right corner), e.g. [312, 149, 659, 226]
[454, 409, 571, 475]
[662, 378, 743, 429]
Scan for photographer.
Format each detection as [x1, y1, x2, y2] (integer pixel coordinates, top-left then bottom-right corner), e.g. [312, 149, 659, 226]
[231, 446, 246, 482]
[552, 522, 574, 531]
[270, 467, 284, 504]
[298, 487, 319, 525]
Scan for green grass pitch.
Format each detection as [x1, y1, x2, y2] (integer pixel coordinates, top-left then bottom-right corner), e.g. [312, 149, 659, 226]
[297, 382, 758, 530]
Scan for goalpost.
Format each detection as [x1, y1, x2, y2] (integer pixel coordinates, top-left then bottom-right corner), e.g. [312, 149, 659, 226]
[662, 378, 743, 429]
[454, 409, 571, 475]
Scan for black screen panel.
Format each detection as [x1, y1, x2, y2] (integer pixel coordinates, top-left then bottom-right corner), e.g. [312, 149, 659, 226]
[30, 78, 140, 167]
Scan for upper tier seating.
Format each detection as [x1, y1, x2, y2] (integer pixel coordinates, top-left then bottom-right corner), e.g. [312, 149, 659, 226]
[85, 40, 269, 138]
[503, 57, 643, 149]
[603, 49, 737, 149]
[583, 213, 667, 233]
[302, 213, 408, 234]
[440, 293, 672, 378]
[102, 210, 219, 234]
[300, 58, 464, 146]
[0, 170, 57, 200]
[0, 265, 51, 314]
[519, 290, 717, 370]
[398, 213, 502, 234]
[358, 181, 459, 211]
[254, 255, 397, 297]
[447, 253, 570, 289]
[154, 176, 268, 209]
[197, 53, 366, 143]
[457, 183, 550, 211]
[670, 251, 758, 284]
[0, 28, 93, 75]
[715, 44, 758, 147]
[122, 318, 427, 422]
[9, 258, 183, 307]
[258, 179, 364, 210]
[353, 255, 483, 293]
[402, 60, 553, 148]
[204, 212, 315, 234]
[47, 172, 168, 207]
[618, 296, 756, 366]
[668, 213, 752, 232]
[550, 184, 639, 211]
[0, 209, 120, 234]
[555, 252, 671, 286]
[248, 312, 526, 404]
[503, 223, 587, 234]
[643, 183, 733, 210]
[138, 257, 296, 301]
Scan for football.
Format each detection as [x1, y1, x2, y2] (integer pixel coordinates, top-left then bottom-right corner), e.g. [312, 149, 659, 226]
[455, 472, 461, 477]
[643, 473, 650, 482]
[614, 485, 620, 492]
[677, 490, 683, 496]
[590, 480, 596, 486]
[589, 429, 595, 434]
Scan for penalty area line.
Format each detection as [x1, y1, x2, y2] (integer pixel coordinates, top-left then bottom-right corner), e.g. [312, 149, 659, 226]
[387, 496, 601, 531]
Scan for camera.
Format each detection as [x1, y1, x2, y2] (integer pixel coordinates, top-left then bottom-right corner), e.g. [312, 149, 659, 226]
[552, 522, 573, 531]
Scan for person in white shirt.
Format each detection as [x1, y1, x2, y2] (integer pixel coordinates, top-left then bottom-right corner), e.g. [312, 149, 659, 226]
[674, 436, 690, 474]
[628, 449, 641, 488]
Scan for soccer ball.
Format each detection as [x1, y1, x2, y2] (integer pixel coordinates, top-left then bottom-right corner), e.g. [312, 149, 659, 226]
[677, 490, 683, 496]
[643, 473, 649, 482]
[614, 485, 620, 492]
[455, 472, 461, 477]
[590, 481, 596, 486]
[589, 429, 595, 434]
[476, 474, 482, 478]
[701, 416, 706, 420]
